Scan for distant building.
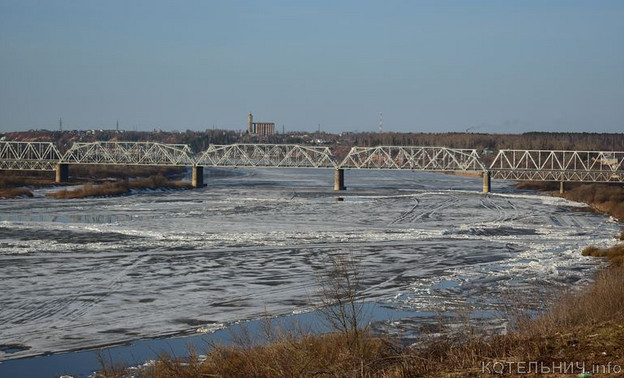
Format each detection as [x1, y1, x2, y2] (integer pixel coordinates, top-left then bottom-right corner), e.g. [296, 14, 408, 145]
[247, 113, 275, 136]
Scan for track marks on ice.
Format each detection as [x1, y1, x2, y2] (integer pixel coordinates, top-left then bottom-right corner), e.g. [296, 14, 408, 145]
[389, 194, 460, 225]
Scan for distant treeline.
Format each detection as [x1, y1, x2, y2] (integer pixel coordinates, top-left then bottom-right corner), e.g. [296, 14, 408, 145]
[348, 131, 624, 151]
[3, 130, 624, 153]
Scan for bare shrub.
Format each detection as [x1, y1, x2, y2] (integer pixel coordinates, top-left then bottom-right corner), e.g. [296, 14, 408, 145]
[95, 351, 128, 378]
[316, 251, 367, 348]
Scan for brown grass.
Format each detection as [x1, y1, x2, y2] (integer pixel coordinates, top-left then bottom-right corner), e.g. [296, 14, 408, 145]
[562, 184, 624, 221]
[46, 176, 192, 199]
[71, 165, 186, 180]
[583, 244, 624, 267]
[393, 266, 624, 376]
[0, 172, 55, 188]
[144, 332, 398, 378]
[515, 181, 559, 191]
[516, 181, 624, 221]
[1, 166, 185, 189]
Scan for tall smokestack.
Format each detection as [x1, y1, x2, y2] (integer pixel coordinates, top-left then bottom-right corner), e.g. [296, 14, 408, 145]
[248, 113, 253, 134]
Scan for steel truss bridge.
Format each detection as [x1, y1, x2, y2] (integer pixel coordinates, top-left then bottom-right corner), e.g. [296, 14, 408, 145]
[197, 144, 337, 168]
[490, 150, 624, 182]
[1, 141, 623, 191]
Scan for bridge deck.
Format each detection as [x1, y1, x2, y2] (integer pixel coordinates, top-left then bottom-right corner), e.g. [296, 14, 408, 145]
[1, 141, 623, 184]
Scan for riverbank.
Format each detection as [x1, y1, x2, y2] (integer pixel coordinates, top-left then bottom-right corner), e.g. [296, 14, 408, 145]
[102, 269, 624, 377]
[0, 166, 190, 199]
[517, 181, 624, 221]
[45, 176, 192, 199]
[98, 182, 623, 377]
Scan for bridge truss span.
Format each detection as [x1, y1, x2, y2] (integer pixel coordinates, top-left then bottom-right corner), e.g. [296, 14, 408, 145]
[62, 142, 195, 166]
[339, 146, 487, 172]
[196, 144, 338, 168]
[489, 150, 624, 182]
[0, 141, 62, 170]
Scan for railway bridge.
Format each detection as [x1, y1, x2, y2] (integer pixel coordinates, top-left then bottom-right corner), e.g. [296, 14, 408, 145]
[1, 141, 623, 193]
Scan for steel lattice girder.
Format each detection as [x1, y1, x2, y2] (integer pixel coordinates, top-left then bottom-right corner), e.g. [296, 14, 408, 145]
[196, 144, 338, 168]
[490, 170, 623, 183]
[0, 141, 62, 170]
[489, 150, 624, 182]
[62, 142, 195, 166]
[339, 146, 487, 171]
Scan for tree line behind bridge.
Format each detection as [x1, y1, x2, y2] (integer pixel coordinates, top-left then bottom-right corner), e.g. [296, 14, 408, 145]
[2, 130, 623, 157]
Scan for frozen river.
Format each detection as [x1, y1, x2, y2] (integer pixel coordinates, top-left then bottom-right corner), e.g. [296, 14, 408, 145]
[0, 168, 619, 366]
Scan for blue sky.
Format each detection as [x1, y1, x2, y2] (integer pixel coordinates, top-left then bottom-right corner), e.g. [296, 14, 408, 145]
[1, 0, 622, 133]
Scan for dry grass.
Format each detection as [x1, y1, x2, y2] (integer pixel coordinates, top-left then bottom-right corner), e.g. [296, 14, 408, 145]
[46, 176, 192, 199]
[516, 181, 624, 221]
[71, 165, 186, 180]
[515, 181, 559, 191]
[583, 244, 624, 267]
[1, 166, 185, 189]
[563, 184, 624, 221]
[400, 266, 624, 376]
[0, 172, 55, 188]
[143, 332, 398, 378]
[48, 182, 129, 199]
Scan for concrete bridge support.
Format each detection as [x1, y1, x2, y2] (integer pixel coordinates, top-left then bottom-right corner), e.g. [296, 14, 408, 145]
[192, 166, 204, 188]
[560, 181, 565, 194]
[334, 169, 346, 191]
[482, 171, 491, 194]
[55, 163, 69, 183]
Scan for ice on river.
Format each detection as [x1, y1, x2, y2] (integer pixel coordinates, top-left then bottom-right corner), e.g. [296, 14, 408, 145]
[0, 168, 619, 360]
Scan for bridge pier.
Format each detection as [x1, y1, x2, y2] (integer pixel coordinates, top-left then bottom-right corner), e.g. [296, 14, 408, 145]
[192, 166, 204, 188]
[334, 169, 346, 191]
[55, 163, 69, 183]
[482, 171, 491, 194]
[559, 181, 565, 194]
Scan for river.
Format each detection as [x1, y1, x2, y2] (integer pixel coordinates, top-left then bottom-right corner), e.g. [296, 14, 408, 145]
[0, 168, 619, 377]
